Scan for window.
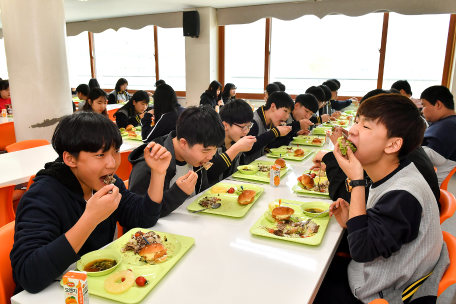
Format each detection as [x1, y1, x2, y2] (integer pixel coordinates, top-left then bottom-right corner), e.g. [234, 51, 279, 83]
[94, 27, 156, 90]
[157, 27, 186, 91]
[382, 13, 451, 97]
[225, 19, 265, 93]
[270, 14, 384, 96]
[0, 39, 8, 79]
[67, 31, 91, 88]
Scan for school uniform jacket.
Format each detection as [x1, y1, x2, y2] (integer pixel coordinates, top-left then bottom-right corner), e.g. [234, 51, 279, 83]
[128, 131, 208, 217]
[199, 92, 217, 108]
[207, 141, 240, 187]
[141, 105, 185, 143]
[11, 160, 161, 294]
[330, 99, 352, 111]
[242, 106, 280, 165]
[115, 108, 141, 129]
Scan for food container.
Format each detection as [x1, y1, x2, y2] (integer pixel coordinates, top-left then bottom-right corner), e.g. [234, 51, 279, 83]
[63, 271, 89, 304]
[5, 104, 12, 115]
[215, 105, 220, 113]
[269, 165, 281, 187]
[1, 109, 6, 117]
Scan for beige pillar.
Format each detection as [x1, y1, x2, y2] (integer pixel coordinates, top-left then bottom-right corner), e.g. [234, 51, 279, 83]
[184, 7, 218, 107]
[0, 0, 72, 142]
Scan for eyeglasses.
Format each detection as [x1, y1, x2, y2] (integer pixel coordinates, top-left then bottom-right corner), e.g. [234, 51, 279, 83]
[233, 122, 254, 132]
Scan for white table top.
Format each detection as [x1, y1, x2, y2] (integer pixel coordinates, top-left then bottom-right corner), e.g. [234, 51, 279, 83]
[107, 104, 123, 111]
[0, 116, 14, 124]
[11, 138, 345, 304]
[0, 139, 143, 187]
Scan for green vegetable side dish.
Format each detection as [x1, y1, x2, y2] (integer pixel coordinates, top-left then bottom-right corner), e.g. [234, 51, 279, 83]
[337, 137, 357, 155]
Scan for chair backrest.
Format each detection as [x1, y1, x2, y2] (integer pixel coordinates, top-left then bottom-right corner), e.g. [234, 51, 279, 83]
[0, 122, 16, 151]
[438, 231, 456, 296]
[116, 151, 132, 182]
[0, 185, 15, 228]
[0, 221, 15, 304]
[441, 167, 456, 191]
[124, 180, 129, 189]
[26, 175, 36, 191]
[116, 222, 124, 239]
[5, 139, 50, 153]
[107, 109, 118, 122]
[440, 189, 456, 224]
[369, 299, 389, 304]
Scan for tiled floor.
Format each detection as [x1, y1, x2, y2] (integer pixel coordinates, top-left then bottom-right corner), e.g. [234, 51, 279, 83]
[437, 176, 456, 304]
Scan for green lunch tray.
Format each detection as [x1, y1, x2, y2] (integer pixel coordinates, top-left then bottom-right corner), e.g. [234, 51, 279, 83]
[312, 127, 331, 135]
[250, 199, 331, 246]
[291, 135, 326, 147]
[187, 182, 265, 217]
[60, 228, 195, 304]
[292, 182, 330, 197]
[231, 160, 292, 183]
[266, 146, 314, 161]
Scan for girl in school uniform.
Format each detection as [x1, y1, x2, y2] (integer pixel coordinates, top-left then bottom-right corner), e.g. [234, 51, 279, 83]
[200, 80, 222, 108]
[142, 84, 185, 143]
[81, 88, 109, 117]
[221, 83, 237, 104]
[108, 78, 130, 104]
[114, 90, 151, 129]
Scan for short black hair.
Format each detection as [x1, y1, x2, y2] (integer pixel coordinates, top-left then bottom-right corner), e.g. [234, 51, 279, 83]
[264, 91, 294, 111]
[155, 79, 166, 87]
[420, 85, 454, 110]
[266, 83, 280, 96]
[360, 89, 396, 104]
[0, 79, 9, 91]
[319, 85, 332, 102]
[305, 86, 325, 102]
[358, 94, 425, 158]
[322, 80, 339, 92]
[273, 81, 286, 92]
[76, 84, 90, 96]
[176, 105, 225, 148]
[88, 78, 100, 89]
[219, 99, 253, 125]
[115, 78, 128, 92]
[327, 79, 340, 88]
[52, 112, 122, 159]
[295, 94, 319, 113]
[391, 80, 412, 95]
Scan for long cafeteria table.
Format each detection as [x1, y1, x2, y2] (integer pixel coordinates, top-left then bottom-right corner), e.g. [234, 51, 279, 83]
[10, 137, 346, 304]
[0, 138, 143, 187]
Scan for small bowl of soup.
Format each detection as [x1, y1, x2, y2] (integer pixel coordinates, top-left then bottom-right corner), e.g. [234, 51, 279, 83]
[300, 202, 330, 218]
[77, 249, 122, 277]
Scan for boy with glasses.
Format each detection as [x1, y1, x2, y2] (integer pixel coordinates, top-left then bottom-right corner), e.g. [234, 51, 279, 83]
[207, 99, 257, 186]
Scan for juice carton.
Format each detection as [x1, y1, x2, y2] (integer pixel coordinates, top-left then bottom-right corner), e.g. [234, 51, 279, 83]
[269, 165, 281, 187]
[63, 271, 89, 304]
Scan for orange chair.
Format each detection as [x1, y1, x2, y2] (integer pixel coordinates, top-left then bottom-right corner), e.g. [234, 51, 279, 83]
[5, 139, 49, 153]
[116, 151, 132, 182]
[26, 175, 36, 191]
[0, 122, 16, 151]
[438, 231, 456, 296]
[0, 221, 15, 304]
[441, 167, 456, 191]
[0, 185, 15, 228]
[124, 180, 129, 189]
[440, 189, 456, 224]
[108, 109, 118, 122]
[117, 222, 124, 239]
[369, 300, 389, 304]
[12, 175, 36, 214]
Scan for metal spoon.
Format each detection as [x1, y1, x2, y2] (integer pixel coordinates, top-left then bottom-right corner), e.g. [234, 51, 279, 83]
[192, 203, 222, 213]
[302, 209, 329, 225]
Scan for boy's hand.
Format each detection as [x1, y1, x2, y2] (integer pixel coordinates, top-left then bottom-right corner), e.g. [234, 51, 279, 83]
[144, 142, 172, 175]
[85, 184, 122, 224]
[329, 127, 349, 145]
[299, 119, 313, 130]
[234, 136, 256, 152]
[297, 129, 310, 135]
[329, 198, 350, 228]
[218, 100, 224, 106]
[312, 150, 329, 166]
[321, 114, 330, 123]
[176, 171, 198, 195]
[277, 126, 292, 136]
[331, 111, 341, 119]
[333, 141, 364, 180]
